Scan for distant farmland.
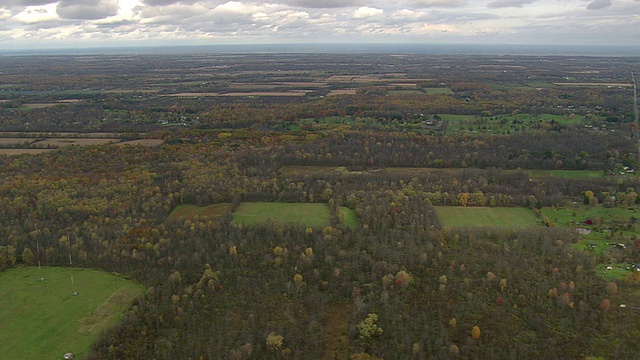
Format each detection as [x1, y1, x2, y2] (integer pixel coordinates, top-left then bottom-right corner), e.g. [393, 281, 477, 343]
[0, 132, 164, 156]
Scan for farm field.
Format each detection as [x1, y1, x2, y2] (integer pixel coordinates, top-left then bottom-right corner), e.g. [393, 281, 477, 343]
[0, 137, 33, 146]
[116, 139, 164, 146]
[233, 202, 332, 228]
[0, 148, 56, 155]
[232, 202, 331, 228]
[168, 91, 310, 97]
[422, 87, 454, 94]
[0, 267, 144, 360]
[327, 89, 356, 96]
[167, 203, 231, 221]
[435, 206, 540, 229]
[32, 138, 119, 147]
[0, 132, 163, 155]
[0, 132, 124, 138]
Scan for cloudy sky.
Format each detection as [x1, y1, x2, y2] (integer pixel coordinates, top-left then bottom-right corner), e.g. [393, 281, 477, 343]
[1, 0, 639, 49]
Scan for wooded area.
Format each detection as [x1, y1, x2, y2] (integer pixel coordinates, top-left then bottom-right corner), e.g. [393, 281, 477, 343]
[1, 52, 640, 359]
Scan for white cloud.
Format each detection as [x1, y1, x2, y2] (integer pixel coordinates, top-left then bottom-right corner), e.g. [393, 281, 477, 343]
[409, 0, 466, 8]
[12, 3, 59, 23]
[0, 0, 639, 48]
[285, 0, 367, 8]
[353, 6, 383, 18]
[0, 8, 13, 21]
[487, 0, 536, 8]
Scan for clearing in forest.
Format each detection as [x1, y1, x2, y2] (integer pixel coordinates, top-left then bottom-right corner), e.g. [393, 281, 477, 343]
[338, 207, 358, 229]
[168, 202, 358, 229]
[435, 206, 540, 229]
[233, 202, 332, 228]
[0, 267, 144, 360]
[167, 203, 231, 221]
[233, 202, 352, 228]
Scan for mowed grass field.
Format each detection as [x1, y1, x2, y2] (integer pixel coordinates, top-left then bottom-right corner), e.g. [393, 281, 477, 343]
[0, 267, 144, 360]
[435, 206, 540, 229]
[233, 202, 332, 228]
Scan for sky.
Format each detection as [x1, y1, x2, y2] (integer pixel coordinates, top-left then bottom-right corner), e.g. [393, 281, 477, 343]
[0, 0, 639, 49]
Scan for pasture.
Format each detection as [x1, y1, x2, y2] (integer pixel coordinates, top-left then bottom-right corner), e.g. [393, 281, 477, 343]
[0, 132, 163, 155]
[0, 267, 144, 360]
[0, 149, 55, 155]
[435, 206, 540, 229]
[0, 138, 33, 146]
[233, 202, 332, 228]
[116, 139, 164, 147]
[32, 138, 119, 147]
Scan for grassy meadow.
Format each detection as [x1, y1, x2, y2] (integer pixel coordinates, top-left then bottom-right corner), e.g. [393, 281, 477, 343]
[338, 207, 358, 229]
[435, 206, 540, 229]
[233, 202, 332, 228]
[0, 267, 144, 360]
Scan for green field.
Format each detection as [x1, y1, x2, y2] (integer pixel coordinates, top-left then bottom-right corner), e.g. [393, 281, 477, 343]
[338, 207, 358, 229]
[167, 203, 230, 221]
[0, 267, 144, 360]
[233, 202, 331, 228]
[435, 206, 541, 228]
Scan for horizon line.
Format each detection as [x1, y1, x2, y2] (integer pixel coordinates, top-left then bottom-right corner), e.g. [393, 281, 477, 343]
[1, 42, 639, 57]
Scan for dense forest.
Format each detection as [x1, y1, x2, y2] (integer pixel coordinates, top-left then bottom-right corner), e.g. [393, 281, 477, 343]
[1, 53, 640, 359]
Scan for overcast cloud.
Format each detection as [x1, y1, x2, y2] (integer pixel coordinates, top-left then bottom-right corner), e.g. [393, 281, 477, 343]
[0, 0, 638, 48]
